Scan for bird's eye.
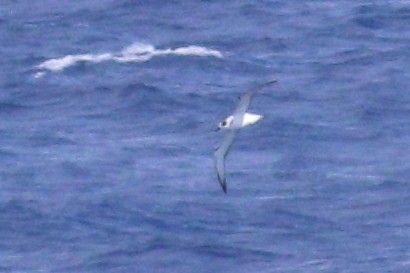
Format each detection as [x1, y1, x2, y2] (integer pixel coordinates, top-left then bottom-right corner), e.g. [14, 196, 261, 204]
[222, 121, 227, 126]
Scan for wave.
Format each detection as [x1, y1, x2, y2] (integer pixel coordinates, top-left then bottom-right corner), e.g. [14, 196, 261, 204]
[34, 43, 223, 78]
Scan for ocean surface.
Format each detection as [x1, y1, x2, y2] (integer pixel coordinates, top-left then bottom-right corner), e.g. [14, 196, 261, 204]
[1, 1, 410, 272]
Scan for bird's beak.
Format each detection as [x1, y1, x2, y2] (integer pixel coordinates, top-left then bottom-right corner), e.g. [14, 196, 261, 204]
[215, 127, 220, 132]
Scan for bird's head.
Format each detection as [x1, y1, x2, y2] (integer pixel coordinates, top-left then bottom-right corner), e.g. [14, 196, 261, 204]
[216, 116, 234, 131]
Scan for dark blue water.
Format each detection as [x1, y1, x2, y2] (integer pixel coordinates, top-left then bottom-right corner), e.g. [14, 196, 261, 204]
[2, 1, 410, 272]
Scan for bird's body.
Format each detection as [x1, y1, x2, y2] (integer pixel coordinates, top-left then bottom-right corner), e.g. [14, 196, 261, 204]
[214, 80, 276, 193]
[218, 113, 263, 130]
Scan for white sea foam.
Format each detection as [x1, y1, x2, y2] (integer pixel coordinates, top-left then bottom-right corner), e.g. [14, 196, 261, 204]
[34, 43, 223, 77]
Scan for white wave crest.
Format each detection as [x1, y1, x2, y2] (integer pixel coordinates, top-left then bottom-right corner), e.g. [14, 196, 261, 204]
[34, 43, 223, 77]
[37, 53, 113, 71]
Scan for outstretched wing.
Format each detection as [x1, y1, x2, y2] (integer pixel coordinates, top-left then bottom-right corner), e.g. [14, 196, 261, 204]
[232, 80, 277, 128]
[214, 130, 236, 193]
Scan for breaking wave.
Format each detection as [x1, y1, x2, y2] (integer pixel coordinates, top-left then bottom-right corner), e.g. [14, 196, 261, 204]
[34, 43, 223, 78]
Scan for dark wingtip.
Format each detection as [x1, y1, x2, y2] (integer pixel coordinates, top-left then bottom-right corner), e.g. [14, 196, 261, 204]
[222, 183, 227, 194]
[218, 176, 227, 193]
[250, 80, 278, 94]
[263, 79, 278, 87]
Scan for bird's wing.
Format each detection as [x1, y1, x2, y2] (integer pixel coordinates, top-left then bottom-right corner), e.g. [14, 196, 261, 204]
[232, 80, 277, 127]
[214, 130, 237, 193]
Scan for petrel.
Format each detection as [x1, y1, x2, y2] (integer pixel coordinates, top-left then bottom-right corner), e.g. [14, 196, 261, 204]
[214, 80, 277, 193]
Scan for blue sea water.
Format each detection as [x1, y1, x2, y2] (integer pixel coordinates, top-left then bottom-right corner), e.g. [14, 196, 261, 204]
[2, 1, 410, 272]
